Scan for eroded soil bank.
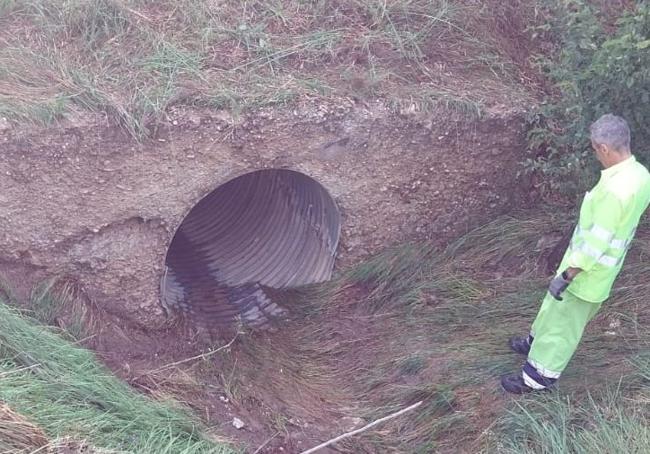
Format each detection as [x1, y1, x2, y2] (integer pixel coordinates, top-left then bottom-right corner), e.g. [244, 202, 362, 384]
[0, 100, 530, 323]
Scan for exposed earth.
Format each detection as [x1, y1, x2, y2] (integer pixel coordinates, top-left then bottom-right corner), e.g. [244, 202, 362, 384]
[0, 99, 532, 325]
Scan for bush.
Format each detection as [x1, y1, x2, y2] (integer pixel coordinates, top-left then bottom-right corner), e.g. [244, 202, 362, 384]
[525, 0, 650, 197]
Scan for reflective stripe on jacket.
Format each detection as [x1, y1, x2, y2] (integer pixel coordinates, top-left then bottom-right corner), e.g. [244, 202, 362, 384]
[558, 155, 650, 303]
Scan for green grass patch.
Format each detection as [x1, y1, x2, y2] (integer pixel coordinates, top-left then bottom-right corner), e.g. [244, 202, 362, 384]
[488, 379, 650, 453]
[0, 292, 233, 453]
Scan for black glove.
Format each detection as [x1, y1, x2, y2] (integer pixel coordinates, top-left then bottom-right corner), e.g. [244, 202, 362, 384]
[549, 271, 572, 301]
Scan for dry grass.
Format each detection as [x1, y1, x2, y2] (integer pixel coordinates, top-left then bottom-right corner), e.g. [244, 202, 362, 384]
[0, 411, 110, 454]
[0, 0, 539, 137]
[0, 403, 49, 453]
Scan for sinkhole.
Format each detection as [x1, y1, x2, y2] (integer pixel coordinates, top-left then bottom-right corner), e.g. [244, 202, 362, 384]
[160, 169, 341, 328]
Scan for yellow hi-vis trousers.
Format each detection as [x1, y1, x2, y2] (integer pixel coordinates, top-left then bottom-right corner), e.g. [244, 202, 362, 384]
[522, 292, 602, 389]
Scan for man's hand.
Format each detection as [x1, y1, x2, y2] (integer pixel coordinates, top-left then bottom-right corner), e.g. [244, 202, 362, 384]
[549, 271, 572, 301]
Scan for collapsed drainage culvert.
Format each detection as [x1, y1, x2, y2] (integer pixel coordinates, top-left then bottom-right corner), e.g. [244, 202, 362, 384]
[161, 169, 341, 328]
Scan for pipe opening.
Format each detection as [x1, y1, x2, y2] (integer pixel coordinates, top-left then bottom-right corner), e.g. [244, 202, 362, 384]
[161, 169, 341, 328]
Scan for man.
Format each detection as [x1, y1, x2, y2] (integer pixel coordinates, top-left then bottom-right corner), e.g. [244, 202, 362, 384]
[501, 114, 650, 394]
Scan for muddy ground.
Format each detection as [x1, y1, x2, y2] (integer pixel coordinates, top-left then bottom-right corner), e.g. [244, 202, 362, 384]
[40, 278, 504, 454]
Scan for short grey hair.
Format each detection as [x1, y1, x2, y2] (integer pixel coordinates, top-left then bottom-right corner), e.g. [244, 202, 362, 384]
[590, 114, 631, 152]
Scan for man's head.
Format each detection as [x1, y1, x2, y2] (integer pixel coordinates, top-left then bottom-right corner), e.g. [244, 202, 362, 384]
[590, 114, 632, 168]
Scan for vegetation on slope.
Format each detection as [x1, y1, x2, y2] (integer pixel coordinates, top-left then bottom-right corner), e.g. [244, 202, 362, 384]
[219, 210, 650, 452]
[0, 286, 232, 453]
[525, 0, 650, 195]
[0, 0, 537, 137]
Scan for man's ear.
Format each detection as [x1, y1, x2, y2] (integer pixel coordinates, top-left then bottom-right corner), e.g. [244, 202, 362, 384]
[595, 143, 609, 155]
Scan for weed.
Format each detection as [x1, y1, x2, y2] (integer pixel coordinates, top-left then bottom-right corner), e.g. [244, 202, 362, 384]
[63, 0, 134, 50]
[0, 0, 18, 16]
[270, 412, 290, 435]
[219, 358, 242, 405]
[28, 280, 64, 326]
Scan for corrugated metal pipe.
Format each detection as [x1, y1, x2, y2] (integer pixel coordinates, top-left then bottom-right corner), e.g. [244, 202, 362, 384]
[160, 169, 341, 328]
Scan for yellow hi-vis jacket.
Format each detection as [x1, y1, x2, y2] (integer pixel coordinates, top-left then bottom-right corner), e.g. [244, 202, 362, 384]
[559, 155, 650, 303]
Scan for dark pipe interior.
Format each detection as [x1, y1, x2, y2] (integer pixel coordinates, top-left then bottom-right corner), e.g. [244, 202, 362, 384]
[161, 169, 340, 328]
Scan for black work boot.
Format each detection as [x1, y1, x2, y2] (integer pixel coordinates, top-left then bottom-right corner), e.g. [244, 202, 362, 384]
[500, 374, 535, 394]
[508, 336, 531, 355]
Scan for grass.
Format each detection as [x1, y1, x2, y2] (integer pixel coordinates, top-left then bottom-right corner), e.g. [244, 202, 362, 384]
[0, 0, 538, 138]
[488, 374, 650, 453]
[0, 288, 233, 453]
[212, 207, 650, 452]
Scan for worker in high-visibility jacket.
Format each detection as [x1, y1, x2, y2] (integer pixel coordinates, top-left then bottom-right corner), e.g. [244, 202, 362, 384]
[501, 114, 650, 394]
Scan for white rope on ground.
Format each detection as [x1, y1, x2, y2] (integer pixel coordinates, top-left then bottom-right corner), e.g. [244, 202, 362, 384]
[299, 400, 423, 454]
[144, 332, 240, 375]
[252, 432, 279, 454]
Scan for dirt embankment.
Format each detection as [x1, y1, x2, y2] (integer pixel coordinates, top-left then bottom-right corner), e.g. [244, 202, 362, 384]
[0, 100, 531, 323]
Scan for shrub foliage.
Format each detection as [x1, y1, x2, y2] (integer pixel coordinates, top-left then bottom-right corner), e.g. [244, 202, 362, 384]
[526, 0, 650, 196]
